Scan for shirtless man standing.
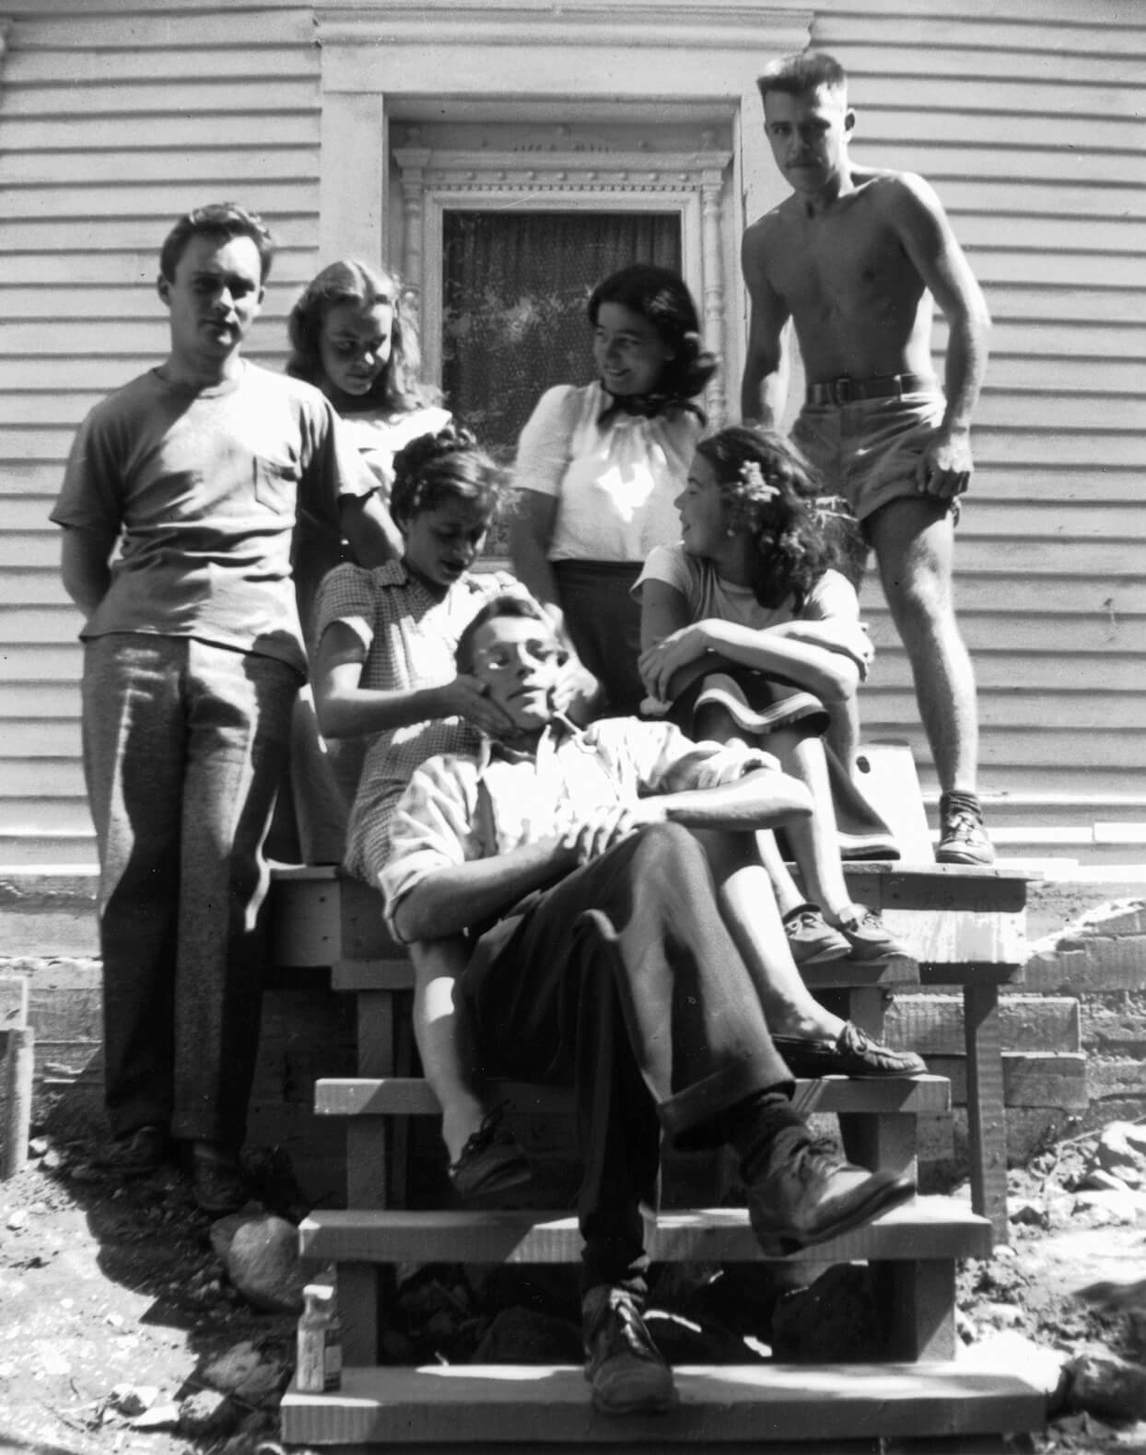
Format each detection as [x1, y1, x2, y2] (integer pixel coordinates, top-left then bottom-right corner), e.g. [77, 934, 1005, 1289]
[740, 51, 993, 865]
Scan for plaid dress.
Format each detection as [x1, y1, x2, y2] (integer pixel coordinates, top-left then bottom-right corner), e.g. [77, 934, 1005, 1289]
[314, 559, 527, 882]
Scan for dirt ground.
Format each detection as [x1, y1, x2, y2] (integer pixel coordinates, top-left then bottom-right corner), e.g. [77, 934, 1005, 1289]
[1, 1126, 1145, 1455]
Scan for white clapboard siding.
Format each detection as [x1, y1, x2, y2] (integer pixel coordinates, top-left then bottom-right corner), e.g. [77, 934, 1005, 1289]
[0, 1, 322, 863]
[2, 0, 1144, 863]
[814, 0, 1146, 834]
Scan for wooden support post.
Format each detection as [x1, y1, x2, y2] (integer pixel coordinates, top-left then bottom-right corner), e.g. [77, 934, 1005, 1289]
[837, 1111, 917, 1184]
[337, 1263, 380, 1365]
[964, 982, 1009, 1243]
[876, 1257, 956, 1362]
[3, 1025, 34, 1180]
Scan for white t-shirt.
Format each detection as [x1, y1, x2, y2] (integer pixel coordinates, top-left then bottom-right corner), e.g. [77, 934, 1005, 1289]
[513, 382, 701, 563]
[634, 544, 858, 628]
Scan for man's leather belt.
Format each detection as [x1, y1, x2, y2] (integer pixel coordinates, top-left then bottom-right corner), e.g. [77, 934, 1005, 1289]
[805, 372, 932, 406]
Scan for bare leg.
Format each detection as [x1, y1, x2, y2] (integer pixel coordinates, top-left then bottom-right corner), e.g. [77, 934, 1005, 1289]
[694, 700, 806, 914]
[769, 728, 855, 923]
[695, 828, 845, 1042]
[825, 696, 861, 776]
[866, 497, 979, 796]
[408, 937, 486, 1164]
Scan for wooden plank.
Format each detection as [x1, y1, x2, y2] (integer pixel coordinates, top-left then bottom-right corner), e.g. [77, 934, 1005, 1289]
[925, 1052, 1088, 1111]
[821, 13, 1146, 53]
[942, 181, 1146, 222]
[11, 10, 316, 47]
[300, 1198, 993, 1267]
[4, 46, 315, 85]
[314, 1075, 954, 1120]
[0, 249, 317, 288]
[1, 145, 316, 188]
[973, 252, 1145, 289]
[839, 864, 1031, 913]
[280, 1361, 1045, 1447]
[6, 181, 317, 224]
[0, 760, 85, 797]
[837, 74, 1140, 120]
[0, 976, 30, 1032]
[854, 106, 1146, 156]
[882, 909, 1026, 971]
[854, 142, 1146, 189]
[2, 81, 318, 119]
[963, 983, 1008, 1243]
[878, 1259, 957, 1364]
[886, 995, 1080, 1055]
[0, 117, 319, 153]
[862, 692, 1146, 735]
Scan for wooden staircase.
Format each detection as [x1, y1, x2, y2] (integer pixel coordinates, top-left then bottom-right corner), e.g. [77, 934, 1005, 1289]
[270, 852, 1049, 1452]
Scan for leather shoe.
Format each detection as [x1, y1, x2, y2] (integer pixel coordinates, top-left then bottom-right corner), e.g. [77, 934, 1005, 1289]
[583, 1285, 677, 1416]
[746, 1121, 915, 1256]
[190, 1141, 250, 1216]
[782, 903, 851, 965]
[93, 1124, 168, 1176]
[774, 1021, 926, 1079]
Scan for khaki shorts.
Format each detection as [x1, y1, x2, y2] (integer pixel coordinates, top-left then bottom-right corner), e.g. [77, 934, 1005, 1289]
[792, 388, 948, 525]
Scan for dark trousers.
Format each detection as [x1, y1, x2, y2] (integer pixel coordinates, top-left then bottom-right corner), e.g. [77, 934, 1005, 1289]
[552, 559, 645, 717]
[458, 822, 791, 1290]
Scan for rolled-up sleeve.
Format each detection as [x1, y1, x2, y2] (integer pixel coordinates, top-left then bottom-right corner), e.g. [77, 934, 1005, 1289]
[377, 755, 483, 941]
[604, 720, 781, 795]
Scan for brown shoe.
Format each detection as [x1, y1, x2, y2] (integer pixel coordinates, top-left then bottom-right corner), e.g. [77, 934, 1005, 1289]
[583, 1285, 678, 1416]
[746, 1122, 915, 1257]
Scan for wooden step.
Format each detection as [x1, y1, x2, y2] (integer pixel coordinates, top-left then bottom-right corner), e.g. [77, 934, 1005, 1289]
[281, 1360, 1046, 1449]
[328, 955, 922, 994]
[300, 1196, 991, 1267]
[314, 1074, 953, 1120]
[267, 862, 1033, 970]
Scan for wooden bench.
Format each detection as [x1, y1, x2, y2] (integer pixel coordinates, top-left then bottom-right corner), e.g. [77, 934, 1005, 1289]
[1, 975, 33, 1179]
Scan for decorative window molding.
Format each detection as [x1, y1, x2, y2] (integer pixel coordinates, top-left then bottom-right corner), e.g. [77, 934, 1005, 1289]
[315, 4, 812, 407]
[394, 144, 733, 423]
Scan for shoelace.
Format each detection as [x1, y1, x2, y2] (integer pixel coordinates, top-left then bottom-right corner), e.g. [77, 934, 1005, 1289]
[943, 810, 983, 841]
[604, 1295, 659, 1360]
[788, 910, 823, 932]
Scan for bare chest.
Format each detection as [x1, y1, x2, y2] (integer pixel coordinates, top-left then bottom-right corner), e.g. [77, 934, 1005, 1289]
[770, 210, 922, 322]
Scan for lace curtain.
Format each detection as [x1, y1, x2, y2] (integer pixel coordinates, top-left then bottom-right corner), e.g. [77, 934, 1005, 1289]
[442, 210, 682, 465]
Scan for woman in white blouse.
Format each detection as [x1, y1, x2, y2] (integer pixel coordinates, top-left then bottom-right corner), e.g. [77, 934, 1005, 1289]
[510, 265, 717, 715]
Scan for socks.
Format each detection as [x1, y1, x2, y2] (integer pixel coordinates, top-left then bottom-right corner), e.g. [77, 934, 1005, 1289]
[940, 790, 982, 820]
[725, 1086, 804, 1181]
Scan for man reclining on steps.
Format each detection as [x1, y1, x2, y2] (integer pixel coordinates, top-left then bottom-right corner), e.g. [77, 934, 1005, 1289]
[380, 594, 920, 1416]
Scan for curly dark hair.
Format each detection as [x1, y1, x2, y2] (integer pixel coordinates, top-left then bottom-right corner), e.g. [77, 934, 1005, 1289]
[694, 426, 838, 611]
[587, 264, 718, 404]
[286, 259, 439, 414]
[390, 422, 509, 528]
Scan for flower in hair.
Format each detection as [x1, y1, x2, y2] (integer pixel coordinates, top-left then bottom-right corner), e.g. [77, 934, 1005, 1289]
[739, 460, 779, 501]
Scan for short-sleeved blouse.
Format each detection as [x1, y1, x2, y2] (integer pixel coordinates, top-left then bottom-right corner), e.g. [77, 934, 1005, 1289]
[513, 382, 701, 563]
[634, 545, 859, 629]
[314, 559, 526, 881]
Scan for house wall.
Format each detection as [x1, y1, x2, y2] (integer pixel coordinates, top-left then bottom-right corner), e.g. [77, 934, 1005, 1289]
[1, 0, 1142, 866]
